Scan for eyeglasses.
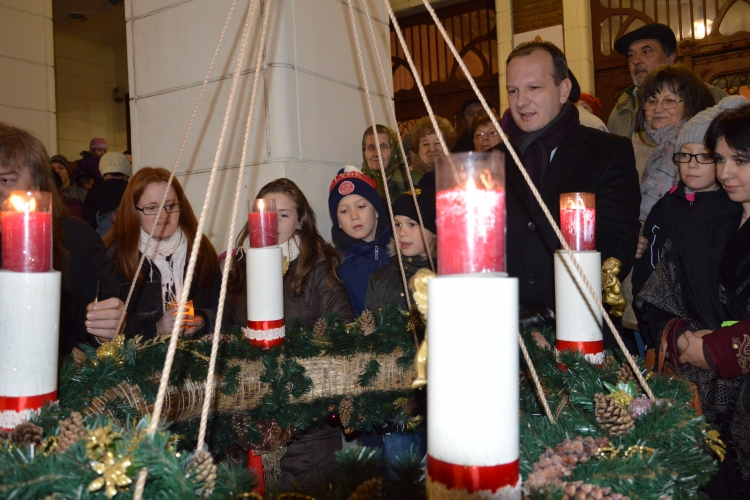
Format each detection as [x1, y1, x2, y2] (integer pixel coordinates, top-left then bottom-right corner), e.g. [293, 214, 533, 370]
[643, 97, 683, 111]
[135, 202, 182, 216]
[474, 130, 500, 140]
[673, 152, 715, 164]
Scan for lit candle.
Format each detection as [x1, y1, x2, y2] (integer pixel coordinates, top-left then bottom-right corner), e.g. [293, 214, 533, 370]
[436, 152, 506, 275]
[1, 191, 52, 272]
[559, 192, 595, 251]
[248, 199, 277, 248]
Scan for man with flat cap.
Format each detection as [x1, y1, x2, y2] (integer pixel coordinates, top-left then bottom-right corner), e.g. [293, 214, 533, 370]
[608, 22, 726, 138]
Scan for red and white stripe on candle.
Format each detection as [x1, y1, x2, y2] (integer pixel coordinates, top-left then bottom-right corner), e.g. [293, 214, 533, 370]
[243, 318, 285, 348]
[0, 391, 58, 430]
[245, 246, 285, 349]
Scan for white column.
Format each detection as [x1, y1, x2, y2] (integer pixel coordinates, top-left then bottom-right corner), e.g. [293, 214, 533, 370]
[125, 0, 393, 249]
[0, 0, 56, 152]
[495, 0, 513, 112]
[563, 0, 595, 94]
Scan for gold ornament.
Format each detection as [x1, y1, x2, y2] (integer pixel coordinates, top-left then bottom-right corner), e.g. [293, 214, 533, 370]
[86, 427, 120, 457]
[237, 493, 265, 499]
[282, 256, 290, 276]
[88, 451, 132, 498]
[409, 269, 435, 389]
[597, 443, 621, 459]
[609, 390, 634, 410]
[602, 257, 626, 318]
[704, 429, 727, 462]
[96, 334, 125, 362]
[623, 444, 656, 458]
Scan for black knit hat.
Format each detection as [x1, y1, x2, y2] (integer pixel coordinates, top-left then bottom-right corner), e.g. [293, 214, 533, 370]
[50, 154, 71, 178]
[391, 182, 437, 234]
[614, 23, 677, 58]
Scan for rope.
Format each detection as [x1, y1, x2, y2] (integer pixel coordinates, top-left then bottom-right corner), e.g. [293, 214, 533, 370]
[417, 0, 655, 403]
[131, 3, 241, 497]
[196, 0, 272, 452]
[358, 0, 434, 273]
[344, 0, 414, 325]
[518, 333, 555, 423]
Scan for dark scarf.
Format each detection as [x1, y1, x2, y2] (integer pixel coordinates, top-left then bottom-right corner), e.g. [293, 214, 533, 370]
[331, 215, 393, 256]
[505, 102, 580, 186]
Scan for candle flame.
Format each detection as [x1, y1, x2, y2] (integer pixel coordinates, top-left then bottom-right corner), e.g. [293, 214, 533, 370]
[9, 194, 36, 212]
[466, 177, 476, 190]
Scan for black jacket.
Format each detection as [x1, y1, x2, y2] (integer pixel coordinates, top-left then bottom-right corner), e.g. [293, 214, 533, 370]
[504, 125, 641, 311]
[364, 253, 433, 312]
[113, 256, 221, 340]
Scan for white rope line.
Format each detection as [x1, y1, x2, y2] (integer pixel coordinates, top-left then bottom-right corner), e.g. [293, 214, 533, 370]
[132, 4, 240, 496]
[359, 0, 434, 273]
[197, 0, 272, 452]
[519, 333, 555, 423]
[345, 0, 414, 319]
[117, 0, 239, 337]
[419, 0, 655, 402]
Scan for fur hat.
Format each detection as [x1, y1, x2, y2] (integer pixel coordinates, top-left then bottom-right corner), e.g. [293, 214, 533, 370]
[89, 138, 108, 151]
[328, 165, 381, 222]
[391, 182, 437, 234]
[50, 154, 72, 177]
[676, 96, 750, 153]
[99, 152, 132, 177]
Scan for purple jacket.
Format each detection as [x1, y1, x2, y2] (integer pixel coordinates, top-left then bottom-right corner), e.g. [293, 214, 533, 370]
[75, 151, 103, 184]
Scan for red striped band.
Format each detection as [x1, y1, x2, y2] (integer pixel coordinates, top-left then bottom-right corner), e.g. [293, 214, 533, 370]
[247, 319, 285, 330]
[428, 455, 519, 492]
[247, 451, 266, 496]
[556, 339, 604, 355]
[248, 337, 285, 349]
[0, 390, 58, 412]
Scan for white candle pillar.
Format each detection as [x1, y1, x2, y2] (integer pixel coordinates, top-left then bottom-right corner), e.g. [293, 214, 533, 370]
[427, 274, 521, 498]
[554, 250, 604, 364]
[244, 246, 285, 348]
[0, 270, 61, 430]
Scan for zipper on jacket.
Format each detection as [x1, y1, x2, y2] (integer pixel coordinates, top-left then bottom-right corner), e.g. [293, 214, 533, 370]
[375, 246, 379, 260]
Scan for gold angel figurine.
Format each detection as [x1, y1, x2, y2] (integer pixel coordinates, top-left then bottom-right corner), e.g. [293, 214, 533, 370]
[602, 257, 626, 317]
[410, 268, 436, 389]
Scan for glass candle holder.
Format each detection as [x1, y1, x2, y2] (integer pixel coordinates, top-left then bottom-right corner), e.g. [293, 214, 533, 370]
[248, 199, 277, 248]
[1, 191, 53, 272]
[436, 151, 506, 275]
[559, 192, 596, 251]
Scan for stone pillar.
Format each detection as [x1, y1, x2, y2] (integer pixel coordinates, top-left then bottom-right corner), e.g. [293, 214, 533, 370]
[563, 0, 595, 94]
[125, 0, 392, 248]
[0, 0, 56, 152]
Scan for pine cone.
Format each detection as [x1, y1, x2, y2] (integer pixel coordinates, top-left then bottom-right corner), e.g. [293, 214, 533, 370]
[359, 310, 376, 336]
[404, 398, 419, 417]
[601, 355, 618, 373]
[313, 318, 328, 339]
[525, 449, 567, 489]
[57, 411, 87, 454]
[231, 412, 252, 449]
[616, 363, 638, 385]
[347, 477, 382, 500]
[594, 393, 634, 436]
[188, 449, 217, 498]
[560, 480, 630, 499]
[340, 396, 355, 432]
[11, 423, 43, 447]
[554, 436, 608, 467]
[72, 348, 87, 367]
[531, 330, 551, 350]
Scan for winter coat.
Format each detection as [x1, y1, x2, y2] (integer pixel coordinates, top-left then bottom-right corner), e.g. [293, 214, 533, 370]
[332, 217, 393, 315]
[504, 124, 641, 313]
[75, 151, 103, 184]
[452, 131, 474, 153]
[223, 255, 355, 328]
[82, 178, 128, 231]
[364, 252, 433, 312]
[111, 253, 221, 341]
[608, 83, 728, 139]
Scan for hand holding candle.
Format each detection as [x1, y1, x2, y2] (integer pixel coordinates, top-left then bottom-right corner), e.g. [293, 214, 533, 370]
[1, 191, 52, 272]
[560, 192, 596, 251]
[249, 199, 277, 248]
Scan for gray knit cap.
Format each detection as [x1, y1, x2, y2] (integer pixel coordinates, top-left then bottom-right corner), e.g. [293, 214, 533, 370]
[50, 154, 71, 177]
[99, 152, 132, 177]
[676, 95, 750, 153]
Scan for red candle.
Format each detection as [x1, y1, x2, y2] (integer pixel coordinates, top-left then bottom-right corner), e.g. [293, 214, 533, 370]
[248, 212, 277, 248]
[437, 187, 506, 274]
[1, 192, 52, 272]
[559, 192, 595, 251]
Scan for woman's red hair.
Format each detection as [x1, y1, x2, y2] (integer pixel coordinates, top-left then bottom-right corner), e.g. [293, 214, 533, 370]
[103, 167, 218, 288]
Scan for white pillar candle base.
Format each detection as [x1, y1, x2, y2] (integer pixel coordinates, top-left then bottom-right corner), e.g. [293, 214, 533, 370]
[245, 246, 285, 347]
[428, 274, 520, 493]
[554, 251, 604, 364]
[0, 270, 61, 429]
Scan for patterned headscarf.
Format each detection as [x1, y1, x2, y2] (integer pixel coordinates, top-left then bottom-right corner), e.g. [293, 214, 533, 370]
[360, 125, 405, 198]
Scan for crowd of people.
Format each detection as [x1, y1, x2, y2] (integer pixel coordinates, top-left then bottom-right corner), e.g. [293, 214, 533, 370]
[1, 21, 749, 498]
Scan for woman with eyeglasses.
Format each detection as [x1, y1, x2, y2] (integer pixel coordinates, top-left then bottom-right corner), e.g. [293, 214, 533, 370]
[633, 97, 747, 335]
[635, 65, 715, 221]
[103, 167, 220, 340]
[471, 113, 502, 152]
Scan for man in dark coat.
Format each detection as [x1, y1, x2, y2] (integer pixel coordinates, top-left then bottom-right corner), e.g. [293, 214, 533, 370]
[501, 41, 641, 350]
